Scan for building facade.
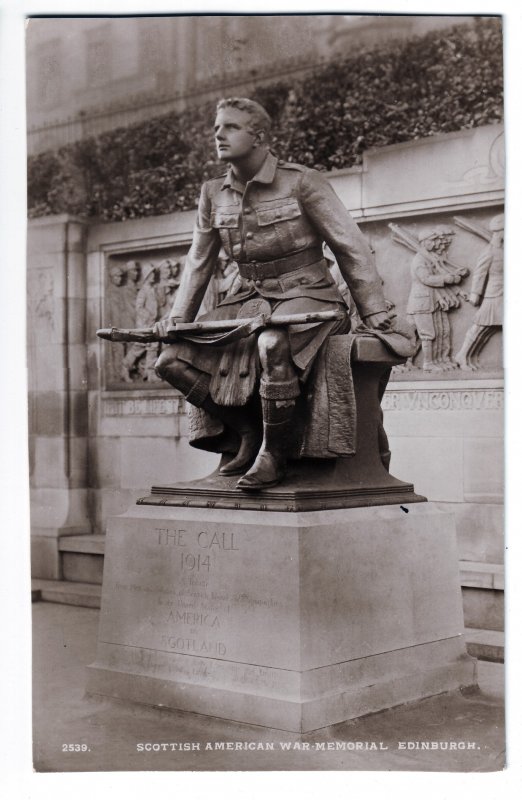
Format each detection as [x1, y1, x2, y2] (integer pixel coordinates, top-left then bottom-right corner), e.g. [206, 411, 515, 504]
[26, 15, 473, 153]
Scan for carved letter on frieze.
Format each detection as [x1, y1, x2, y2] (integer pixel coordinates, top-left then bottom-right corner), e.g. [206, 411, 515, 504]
[453, 214, 504, 371]
[389, 223, 469, 373]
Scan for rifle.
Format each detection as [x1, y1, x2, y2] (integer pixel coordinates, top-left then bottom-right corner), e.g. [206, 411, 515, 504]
[389, 222, 469, 308]
[453, 216, 491, 242]
[388, 223, 468, 275]
[97, 309, 347, 346]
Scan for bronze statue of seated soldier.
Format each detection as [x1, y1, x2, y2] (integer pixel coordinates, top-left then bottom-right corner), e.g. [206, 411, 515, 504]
[150, 97, 403, 490]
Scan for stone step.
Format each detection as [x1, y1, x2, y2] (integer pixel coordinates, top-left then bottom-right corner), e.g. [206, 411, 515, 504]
[58, 534, 106, 554]
[58, 535, 105, 585]
[31, 579, 101, 609]
[465, 627, 504, 663]
[459, 561, 504, 590]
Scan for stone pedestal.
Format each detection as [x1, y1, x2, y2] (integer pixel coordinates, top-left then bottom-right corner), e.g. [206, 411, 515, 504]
[87, 503, 476, 732]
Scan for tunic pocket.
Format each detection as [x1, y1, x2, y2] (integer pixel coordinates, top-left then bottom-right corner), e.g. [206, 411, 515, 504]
[256, 200, 301, 226]
[256, 198, 308, 253]
[211, 210, 240, 228]
[211, 210, 240, 253]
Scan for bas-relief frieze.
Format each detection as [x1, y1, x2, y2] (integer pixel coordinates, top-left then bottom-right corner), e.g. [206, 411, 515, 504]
[453, 215, 504, 371]
[104, 250, 238, 388]
[101, 213, 503, 394]
[384, 212, 503, 375]
[105, 256, 183, 386]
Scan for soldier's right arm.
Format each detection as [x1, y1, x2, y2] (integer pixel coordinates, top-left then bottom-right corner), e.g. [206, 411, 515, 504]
[413, 255, 448, 288]
[169, 182, 222, 322]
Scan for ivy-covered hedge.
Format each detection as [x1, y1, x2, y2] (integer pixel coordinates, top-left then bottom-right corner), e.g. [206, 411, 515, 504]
[28, 18, 503, 221]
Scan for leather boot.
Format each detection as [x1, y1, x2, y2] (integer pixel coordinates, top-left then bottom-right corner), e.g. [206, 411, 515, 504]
[236, 399, 296, 490]
[199, 397, 261, 476]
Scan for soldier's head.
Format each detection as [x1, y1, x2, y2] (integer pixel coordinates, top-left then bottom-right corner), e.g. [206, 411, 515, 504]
[126, 260, 141, 284]
[109, 264, 125, 286]
[159, 259, 180, 285]
[214, 97, 271, 162]
[433, 227, 454, 253]
[142, 263, 158, 285]
[418, 227, 454, 253]
[489, 214, 504, 246]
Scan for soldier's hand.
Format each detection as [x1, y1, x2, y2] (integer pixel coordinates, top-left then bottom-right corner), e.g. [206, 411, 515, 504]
[447, 274, 462, 285]
[469, 292, 481, 306]
[363, 311, 393, 331]
[153, 319, 176, 339]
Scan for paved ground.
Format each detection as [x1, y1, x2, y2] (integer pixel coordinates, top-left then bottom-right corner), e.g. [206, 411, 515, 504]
[32, 602, 505, 773]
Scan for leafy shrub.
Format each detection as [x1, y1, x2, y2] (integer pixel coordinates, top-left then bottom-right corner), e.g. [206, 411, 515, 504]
[28, 18, 503, 221]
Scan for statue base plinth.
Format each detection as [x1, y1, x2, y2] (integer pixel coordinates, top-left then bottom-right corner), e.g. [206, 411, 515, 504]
[138, 463, 425, 512]
[86, 503, 476, 733]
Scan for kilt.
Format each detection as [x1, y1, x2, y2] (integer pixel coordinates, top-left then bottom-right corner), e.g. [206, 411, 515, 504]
[473, 296, 503, 327]
[163, 259, 350, 406]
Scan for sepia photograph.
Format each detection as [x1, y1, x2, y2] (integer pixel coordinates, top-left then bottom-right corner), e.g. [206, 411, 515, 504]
[4, 3, 515, 785]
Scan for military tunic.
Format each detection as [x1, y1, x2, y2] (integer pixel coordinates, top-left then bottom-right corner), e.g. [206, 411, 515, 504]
[164, 151, 387, 404]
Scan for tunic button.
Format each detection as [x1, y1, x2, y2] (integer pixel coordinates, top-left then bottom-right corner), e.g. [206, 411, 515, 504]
[255, 280, 262, 286]
[246, 232, 253, 240]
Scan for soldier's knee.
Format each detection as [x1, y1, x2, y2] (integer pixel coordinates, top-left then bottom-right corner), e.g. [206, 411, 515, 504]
[155, 347, 183, 382]
[257, 328, 289, 364]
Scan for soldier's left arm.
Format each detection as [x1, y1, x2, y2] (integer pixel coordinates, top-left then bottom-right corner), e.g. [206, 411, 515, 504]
[469, 245, 492, 302]
[298, 169, 388, 321]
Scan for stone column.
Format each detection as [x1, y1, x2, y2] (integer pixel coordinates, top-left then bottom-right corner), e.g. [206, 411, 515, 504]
[28, 215, 91, 579]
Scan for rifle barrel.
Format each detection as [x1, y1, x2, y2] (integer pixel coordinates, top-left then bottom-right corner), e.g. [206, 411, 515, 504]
[97, 309, 346, 343]
[173, 309, 344, 334]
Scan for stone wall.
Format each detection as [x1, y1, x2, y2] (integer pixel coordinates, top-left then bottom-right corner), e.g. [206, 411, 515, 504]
[28, 216, 91, 578]
[28, 123, 504, 594]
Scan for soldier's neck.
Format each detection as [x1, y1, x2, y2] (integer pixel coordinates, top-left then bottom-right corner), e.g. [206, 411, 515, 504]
[228, 148, 269, 185]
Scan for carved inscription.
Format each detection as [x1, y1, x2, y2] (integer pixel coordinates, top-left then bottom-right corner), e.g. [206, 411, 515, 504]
[382, 389, 503, 412]
[103, 643, 285, 693]
[107, 524, 283, 675]
[102, 395, 185, 416]
[151, 526, 242, 657]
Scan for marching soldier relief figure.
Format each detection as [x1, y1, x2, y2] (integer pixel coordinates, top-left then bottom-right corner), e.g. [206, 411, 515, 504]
[454, 214, 504, 371]
[151, 97, 395, 490]
[118, 259, 181, 382]
[391, 224, 469, 372]
[122, 260, 141, 322]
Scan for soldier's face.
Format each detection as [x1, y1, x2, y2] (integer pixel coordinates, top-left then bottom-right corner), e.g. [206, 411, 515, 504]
[214, 108, 257, 162]
[109, 268, 124, 286]
[127, 263, 140, 282]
